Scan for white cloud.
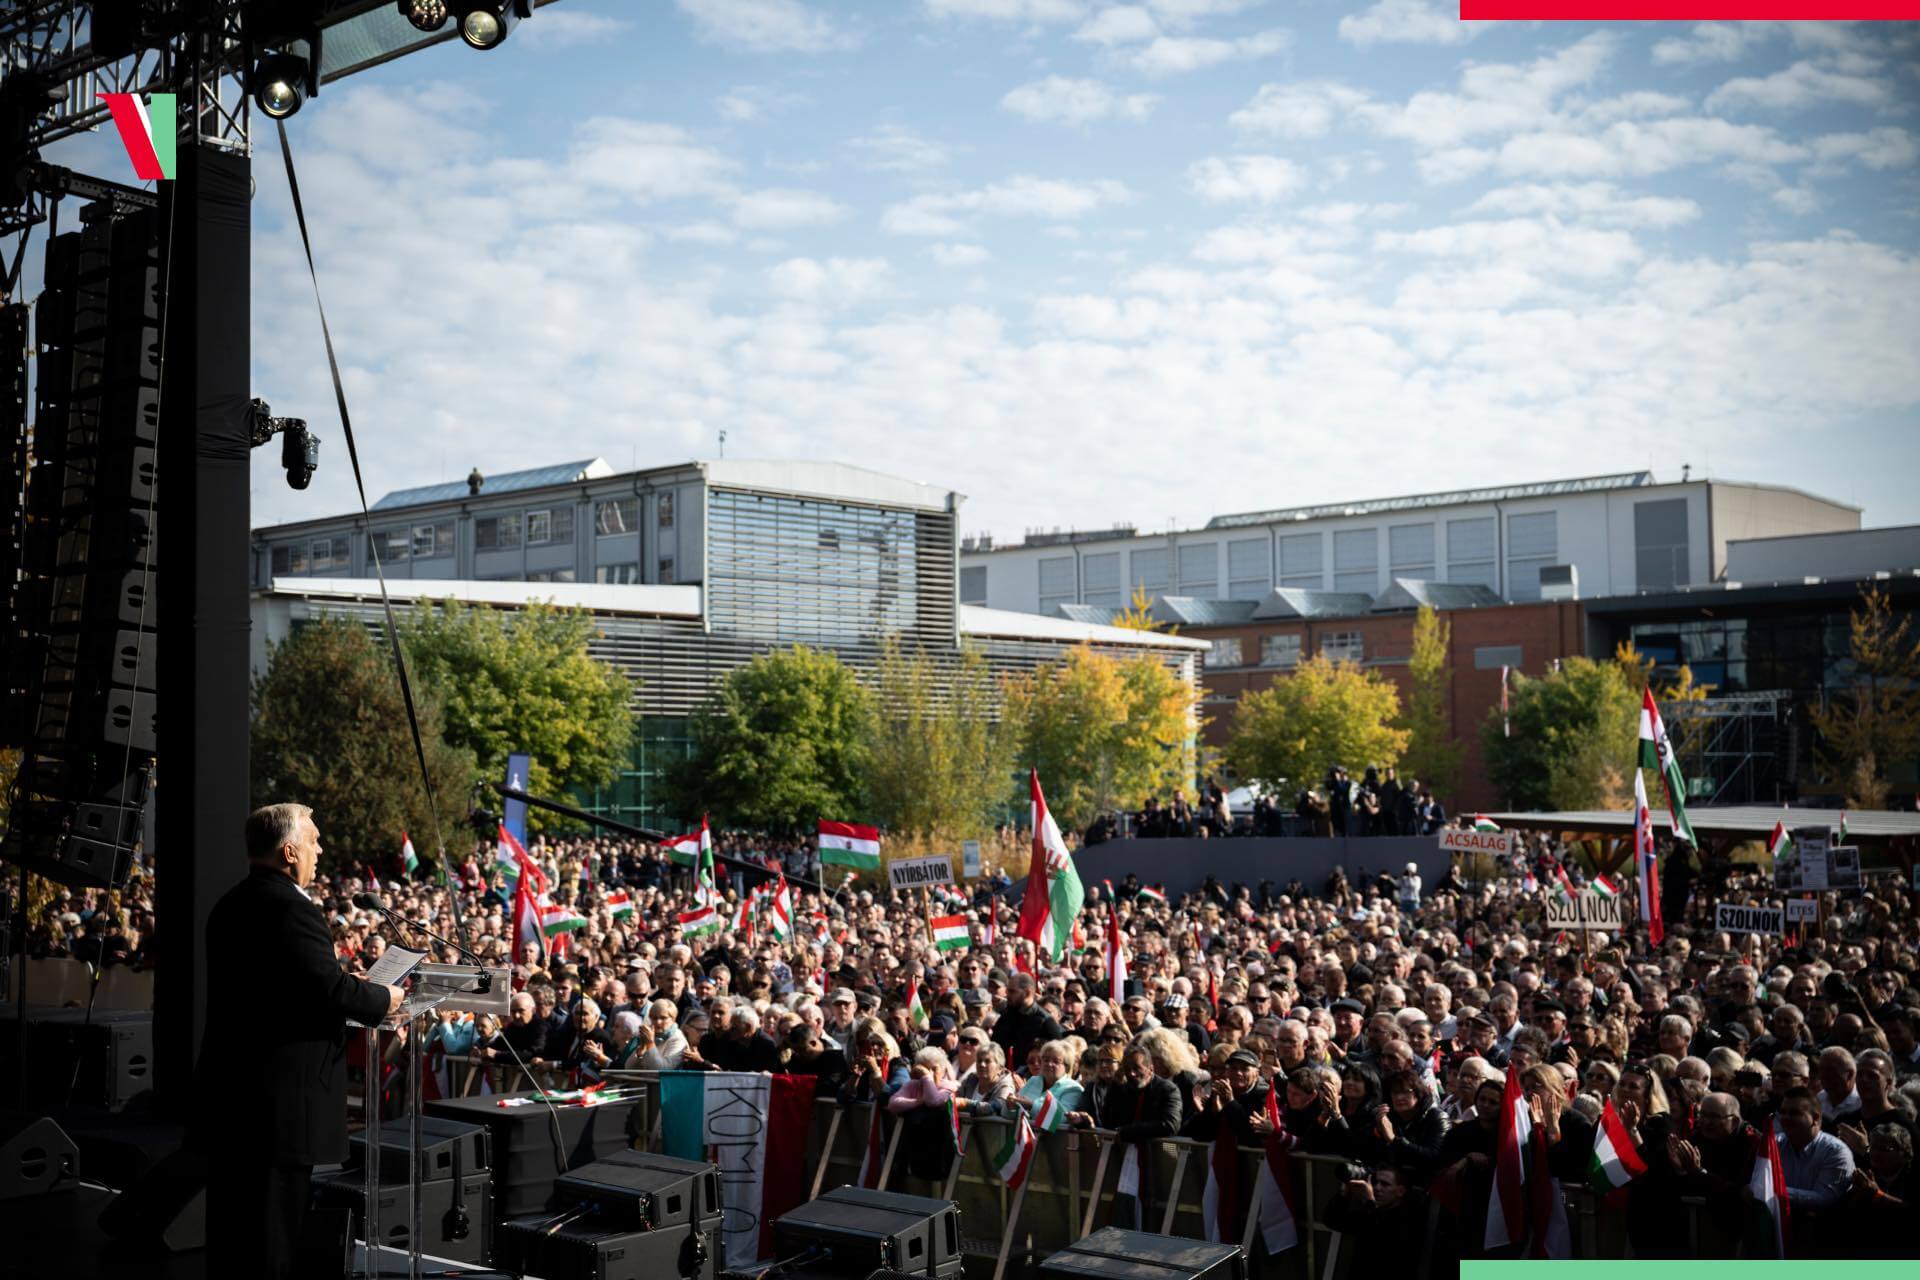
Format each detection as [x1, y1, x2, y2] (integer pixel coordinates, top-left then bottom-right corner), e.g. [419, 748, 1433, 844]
[882, 176, 1130, 235]
[767, 256, 892, 305]
[1339, 0, 1479, 48]
[922, 0, 1087, 21]
[731, 188, 849, 230]
[1706, 59, 1890, 112]
[849, 124, 953, 172]
[674, 0, 860, 54]
[1002, 76, 1159, 124]
[929, 243, 992, 267]
[517, 11, 631, 48]
[1811, 127, 1920, 171]
[1072, 4, 1159, 44]
[1187, 155, 1306, 204]
[1229, 82, 1367, 138]
[1129, 29, 1291, 76]
[1469, 182, 1702, 229]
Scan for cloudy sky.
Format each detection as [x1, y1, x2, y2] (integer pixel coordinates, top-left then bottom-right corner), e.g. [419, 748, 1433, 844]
[59, 2, 1920, 540]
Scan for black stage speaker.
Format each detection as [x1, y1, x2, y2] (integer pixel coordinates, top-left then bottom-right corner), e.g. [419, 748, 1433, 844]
[310, 1168, 493, 1265]
[1040, 1228, 1246, 1280]
[0, 1113, 81, 1199]
[97, 1143, 207, 1251]
[554, 1150, 722, 1232]
[772, 1187, 962, 1279]
[494, 1216, 718, 1280]
[427, 1091, 642, 1219]
[348, 1115, 492, 1186]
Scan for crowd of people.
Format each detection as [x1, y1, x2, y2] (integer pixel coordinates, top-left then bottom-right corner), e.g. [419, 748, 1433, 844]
[21, 803, 1920, 1262]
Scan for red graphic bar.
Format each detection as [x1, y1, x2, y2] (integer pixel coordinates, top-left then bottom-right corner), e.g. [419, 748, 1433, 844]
[1461, 2, 1920, 16]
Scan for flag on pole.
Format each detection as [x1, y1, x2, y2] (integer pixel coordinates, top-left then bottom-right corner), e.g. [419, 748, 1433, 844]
[605, 890, 636, 920]
[679, 905, 722, 939]
[1639, 687, 1698, 845]
[992, 1108, 1037, 1190]
[1103, 883, 1127, 1002]
[1254, 1086, 1300, 1252]
[818, 820, 881, 871]
[929, 914, 970, 952]
[1587, 1099, 1647, 1197]
[905, 976, 927, 1029]
[1635, 769, 1664, 946]
[401, 833, 419, 879]
[1750, 1123, 1790, 1257]
[1016, 769, 1085, 962]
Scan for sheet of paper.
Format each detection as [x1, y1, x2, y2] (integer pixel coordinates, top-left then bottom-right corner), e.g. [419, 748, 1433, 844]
[363, 945, 427, 987]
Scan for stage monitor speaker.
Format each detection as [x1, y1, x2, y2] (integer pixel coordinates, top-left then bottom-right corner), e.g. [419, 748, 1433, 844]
[0, 1113, 81, 1199]
[772, 1187, 962, 1279]
[1039, 1228, 1245, 1280]
[310, 1168, 493, 1265]
[97, 1144, 207, 1252]
[348, 1115, 492, 1185]
[555, 1150, 721, 1232]
[495, 1215, 717, 1280]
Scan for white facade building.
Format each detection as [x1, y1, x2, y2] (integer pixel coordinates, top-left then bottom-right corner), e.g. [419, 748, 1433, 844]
[960, 473, 1859, 618]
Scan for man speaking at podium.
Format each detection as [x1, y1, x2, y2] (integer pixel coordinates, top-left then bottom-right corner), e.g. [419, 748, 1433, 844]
[193, 803, 405, 1280]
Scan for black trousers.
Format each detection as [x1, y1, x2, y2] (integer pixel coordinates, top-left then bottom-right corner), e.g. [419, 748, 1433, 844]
[207, 1158, 312, 1280]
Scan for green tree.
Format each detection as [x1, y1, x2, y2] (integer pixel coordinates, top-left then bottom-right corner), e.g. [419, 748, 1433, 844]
[1398, 606, 1462, 797]
[1225, 656, 1410, 793]
[1001, 644, 1198, 832]
[1482, 657, 1640, 811]
[251, 617, 476, 873]
[674, 645, 875, 830]
[866, 638, 1018, 839]
[1811, 585, 1920, 807]
[400, 600, 635, 811]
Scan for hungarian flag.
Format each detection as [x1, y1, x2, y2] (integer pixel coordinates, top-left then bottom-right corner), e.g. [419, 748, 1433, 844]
[1591, 874, 1622, 899]
[1587, 1099, 1647, 1197]
[766, 876, 794, 941]
[1750, 1123, 1790, 1257]
[679, 905, 721, 939]
[512, 864, 544, 961]
[904, 976, 928, 1029]
[1486, 1065, 1570, 1257]
[541, 903, 588, 937]
[1472, 815, 1502, 832]
[1137, 886, 1167, 904]
[818, 820, 881, 871]
[606, 889, 636, 920]
[992, 1107, 1037, 1190]
[1016, 769, 1084, 962]
[1103, 885, 1128, 1002]
[401, 832, 419, 879]
[1635, 770, 1664, 946]
[1201, 1126, 1241, 1244]
[1639, 687, 1698, 846]
[929, 914, 970, 952]
[657, 1072, 815, 1269]
[1254, 1086, 1300, 1252]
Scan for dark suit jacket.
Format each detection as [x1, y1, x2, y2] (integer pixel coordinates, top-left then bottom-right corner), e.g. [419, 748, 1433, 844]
[193, 867, 391, 1165]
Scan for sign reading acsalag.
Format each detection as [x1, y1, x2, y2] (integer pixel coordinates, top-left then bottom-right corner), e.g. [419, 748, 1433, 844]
[888, 854, 956, 892]
[1715, 903, 1783, 936]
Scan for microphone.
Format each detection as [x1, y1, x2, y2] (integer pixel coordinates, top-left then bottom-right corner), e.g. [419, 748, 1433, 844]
[353, 892, 387, 911]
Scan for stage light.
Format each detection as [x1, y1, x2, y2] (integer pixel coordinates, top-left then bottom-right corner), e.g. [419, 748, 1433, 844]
[397, 0, 450, 32]
[453, 2, 528, 51]
[251, 53, 310, 119]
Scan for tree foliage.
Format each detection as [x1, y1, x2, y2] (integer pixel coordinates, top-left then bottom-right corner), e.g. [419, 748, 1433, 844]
[1812, 586, 1920, 806]
[1481, 656, 1640, 811]
[399, 601, 635, 811]
[673, 645, 875, 831]
[251, 617, 476, 873]
[1001, 644, 1198, 832]
[1398, 606, 1462, 797]
[866, 639, 1018, 839]
[1225, 656, 1410, 793]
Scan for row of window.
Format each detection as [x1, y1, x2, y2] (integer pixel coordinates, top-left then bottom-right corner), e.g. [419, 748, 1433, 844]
[1203, 631, 1365, 669]
[1023, 512, 1562, 612]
